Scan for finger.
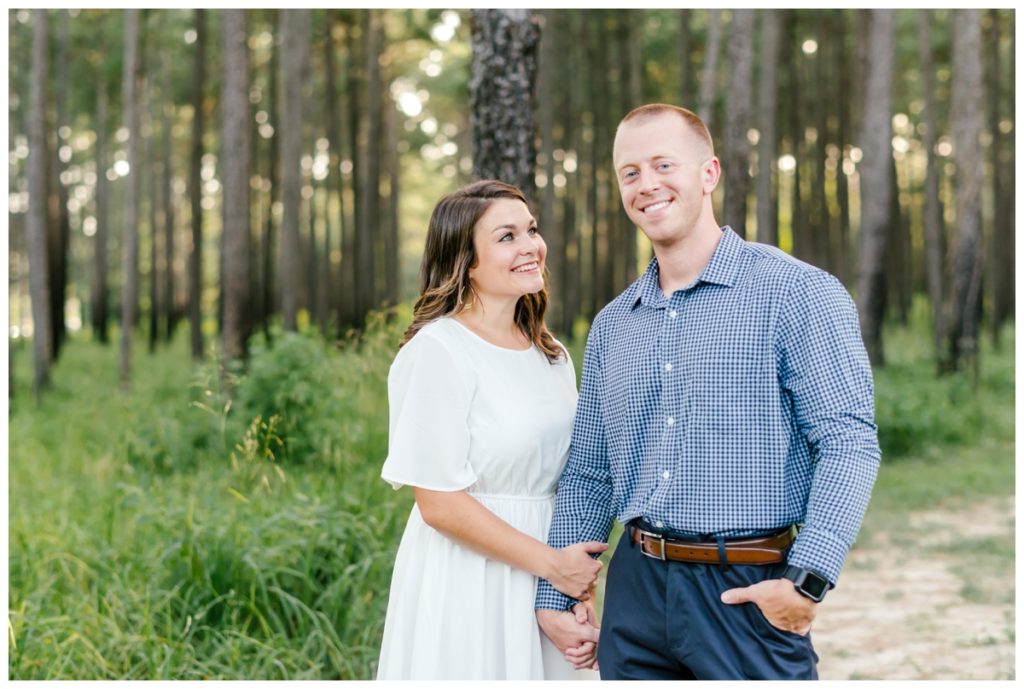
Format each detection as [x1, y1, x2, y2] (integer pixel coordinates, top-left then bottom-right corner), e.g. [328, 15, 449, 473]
[572, 604, 588, 624]
[581, 541, 609, 555]
[720, 586, 752, 605]
[565, 641, 594, 657]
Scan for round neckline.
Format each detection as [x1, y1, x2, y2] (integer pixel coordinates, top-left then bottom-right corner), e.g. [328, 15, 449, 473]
[448, 317, 534, 353]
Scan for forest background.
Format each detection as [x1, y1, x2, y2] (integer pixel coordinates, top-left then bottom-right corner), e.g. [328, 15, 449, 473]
[6, 7, 1017, 680]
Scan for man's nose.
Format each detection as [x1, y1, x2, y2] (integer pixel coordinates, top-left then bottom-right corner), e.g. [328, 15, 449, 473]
[638, 167, 660, 192]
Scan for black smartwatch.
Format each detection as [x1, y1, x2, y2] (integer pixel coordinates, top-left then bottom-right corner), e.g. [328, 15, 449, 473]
[783, 565, 831, 603]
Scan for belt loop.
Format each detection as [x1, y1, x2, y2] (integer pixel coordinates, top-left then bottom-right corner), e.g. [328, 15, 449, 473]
[716, 535, 729, 566]
[628, 525, 636, 548]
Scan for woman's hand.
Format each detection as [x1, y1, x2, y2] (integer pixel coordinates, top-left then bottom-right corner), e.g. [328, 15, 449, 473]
[544, 541, 608, 600]
[563, 598, 600, 670]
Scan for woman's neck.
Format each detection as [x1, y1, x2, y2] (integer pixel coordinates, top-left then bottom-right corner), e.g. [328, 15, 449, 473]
[454, 298, 528, 349]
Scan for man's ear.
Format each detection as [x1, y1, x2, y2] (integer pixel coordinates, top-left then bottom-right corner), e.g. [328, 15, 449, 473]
[702, 157, 722, 193]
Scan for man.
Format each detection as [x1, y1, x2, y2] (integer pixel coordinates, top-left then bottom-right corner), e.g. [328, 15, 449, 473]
[536, 104, 881, 680]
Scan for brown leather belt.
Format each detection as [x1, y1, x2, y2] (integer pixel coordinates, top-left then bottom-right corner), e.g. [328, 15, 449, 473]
[630, 524, 796, 565]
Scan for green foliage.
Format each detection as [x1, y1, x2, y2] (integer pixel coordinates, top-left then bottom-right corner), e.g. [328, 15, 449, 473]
[7, 313, 1014, 679]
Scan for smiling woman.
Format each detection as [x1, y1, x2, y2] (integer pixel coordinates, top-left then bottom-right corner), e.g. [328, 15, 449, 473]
[376, 179, 603, 680]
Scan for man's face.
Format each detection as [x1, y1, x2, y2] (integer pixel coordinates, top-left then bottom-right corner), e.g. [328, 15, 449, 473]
[612, 113, 718, 246]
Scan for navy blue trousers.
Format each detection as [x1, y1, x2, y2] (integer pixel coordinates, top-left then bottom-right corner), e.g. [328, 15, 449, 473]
[597, 533, 819, 680]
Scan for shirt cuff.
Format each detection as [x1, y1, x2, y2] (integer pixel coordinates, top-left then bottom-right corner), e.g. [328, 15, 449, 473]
[535, 579, 577, 611]
[786, 525, 852, 586]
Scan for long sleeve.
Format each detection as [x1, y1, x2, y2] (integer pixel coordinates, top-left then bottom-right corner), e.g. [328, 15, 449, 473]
[778, 270, 882, 584]
[536, 317, 616, 610]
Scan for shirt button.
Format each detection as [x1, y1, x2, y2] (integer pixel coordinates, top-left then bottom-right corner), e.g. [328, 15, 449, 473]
[669, 310, 678, 319]
[664, 363, 673, 372]
[655, 520, 664, 528]
[662, 471, 670, 480]
[666, 416, 675, 426]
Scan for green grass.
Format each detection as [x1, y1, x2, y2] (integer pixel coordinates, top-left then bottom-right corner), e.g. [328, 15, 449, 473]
[7, 309, 1014, 679]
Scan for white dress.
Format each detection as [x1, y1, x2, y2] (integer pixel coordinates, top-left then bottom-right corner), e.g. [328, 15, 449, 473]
[376, 317, 586, 680]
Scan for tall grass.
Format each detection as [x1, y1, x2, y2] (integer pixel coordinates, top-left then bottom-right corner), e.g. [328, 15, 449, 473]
[7, 308, 1014, 679]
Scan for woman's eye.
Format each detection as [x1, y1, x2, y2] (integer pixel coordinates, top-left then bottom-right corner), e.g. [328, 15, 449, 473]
[528, 227, 539, 236]
[499, 232, 514, 242]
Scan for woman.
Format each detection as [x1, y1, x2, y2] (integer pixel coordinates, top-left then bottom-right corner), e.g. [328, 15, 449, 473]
[376, 180, 603, 680]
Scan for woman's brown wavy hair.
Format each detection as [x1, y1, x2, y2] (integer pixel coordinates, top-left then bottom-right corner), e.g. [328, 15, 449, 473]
[399, 179, 565, 364]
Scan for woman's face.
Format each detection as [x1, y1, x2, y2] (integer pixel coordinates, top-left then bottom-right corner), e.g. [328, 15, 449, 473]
[467, 198, 547, 305]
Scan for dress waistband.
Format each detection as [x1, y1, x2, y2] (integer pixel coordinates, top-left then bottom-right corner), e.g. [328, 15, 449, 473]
[469, 491, 556, 502]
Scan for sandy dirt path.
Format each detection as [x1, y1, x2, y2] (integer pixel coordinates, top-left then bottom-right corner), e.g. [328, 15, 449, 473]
[813, 496, 1015, 680]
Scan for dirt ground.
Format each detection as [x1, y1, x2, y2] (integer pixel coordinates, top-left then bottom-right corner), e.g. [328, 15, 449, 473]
[813, 496, 1016, 680]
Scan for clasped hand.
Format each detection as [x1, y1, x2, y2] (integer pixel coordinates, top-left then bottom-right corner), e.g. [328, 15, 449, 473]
[536, 595, 601, 670]
[545, 541, 607, 601]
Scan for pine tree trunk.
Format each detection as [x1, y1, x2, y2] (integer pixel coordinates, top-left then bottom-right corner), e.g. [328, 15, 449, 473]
[698, 10, 722, 127]
[162, 61, 176, 341]
[278, 9, 311, 332]
[119, 8, 142, 388]
[91, 77, 110, 344]
[260, 12, 279, 341]
[856, 8, 895, 366]
[755, 10, 781, 246]
[537, 10, 561, 329]
[469, 9, 540, 201]
[49, 8, 70, 361]
[28, 9, 53, 399]
[723, 9, 754, 237]
[220, 8, 252, 364]
[353, 9, 380, 326]
[945, 9, 985, 378]
[188, 9, 206, 360]
[918, 10, 945, 362]
[344, 16, 362, 331]
[678, 10, 692, 105]
[384, 99, 400, 310]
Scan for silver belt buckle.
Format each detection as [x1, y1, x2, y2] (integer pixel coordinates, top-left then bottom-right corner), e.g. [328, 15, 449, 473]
[638, 528, 667, 562]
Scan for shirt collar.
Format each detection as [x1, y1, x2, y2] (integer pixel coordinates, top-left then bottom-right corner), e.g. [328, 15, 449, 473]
[632, 226, 744, 308]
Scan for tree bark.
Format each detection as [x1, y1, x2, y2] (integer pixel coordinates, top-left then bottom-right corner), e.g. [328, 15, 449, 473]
[987, 9, 1012, 345]
[469, 9, 541, 202]
[945, 9, 985, 378]
[49, 8, 70, 361]
[28, 9, 53, 399]
[354, 9, 380, 324]
[384, 97, 400, 310]
[855, 8, 894, 366]
[723, 9, 754, 237]
[755, 9, 781, 246]
[119, 8, 142, 389]
[220, 8, 252, 364]
[278, 9, 311, 332]
[697, 10, 722, 127]
[260, 12, 279, 341]
[91, 77, 110, 343]
[188, 9, 206, 360]
[678, 9, 692, 106]
[162, 60, 176, 341]
[918, 10, 945, 362]
[537, 10, 562, 329]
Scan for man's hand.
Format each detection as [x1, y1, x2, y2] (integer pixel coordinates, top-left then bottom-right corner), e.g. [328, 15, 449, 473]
[537, 607, 600, 670]
[720, 578, 817, 635]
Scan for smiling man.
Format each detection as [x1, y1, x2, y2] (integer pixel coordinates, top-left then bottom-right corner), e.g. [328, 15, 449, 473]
[535, 104, 881, 680]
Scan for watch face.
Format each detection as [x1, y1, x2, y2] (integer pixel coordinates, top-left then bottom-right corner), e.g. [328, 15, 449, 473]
[801, 573, 829, 600]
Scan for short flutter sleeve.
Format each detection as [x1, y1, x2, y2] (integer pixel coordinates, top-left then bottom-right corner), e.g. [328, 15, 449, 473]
[380, 331, 478, 491]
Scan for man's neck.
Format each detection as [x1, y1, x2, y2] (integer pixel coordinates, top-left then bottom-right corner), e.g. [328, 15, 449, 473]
[653, 220, 724, 296]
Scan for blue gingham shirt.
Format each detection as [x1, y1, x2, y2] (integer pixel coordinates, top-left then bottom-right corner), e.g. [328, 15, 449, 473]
[536, 227, 881, 611]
